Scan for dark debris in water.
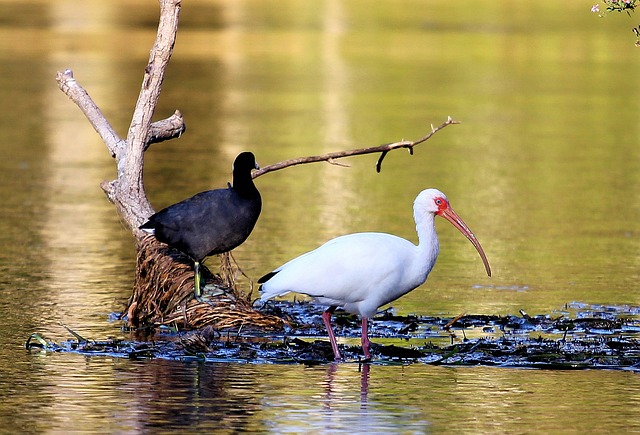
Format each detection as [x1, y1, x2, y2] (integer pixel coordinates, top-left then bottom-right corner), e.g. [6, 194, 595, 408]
[26, 301, 640, 370]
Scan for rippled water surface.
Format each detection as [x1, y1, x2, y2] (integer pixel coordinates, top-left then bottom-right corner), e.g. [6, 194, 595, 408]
[2, 0, 640, 433]
[6, 355, 640, 433]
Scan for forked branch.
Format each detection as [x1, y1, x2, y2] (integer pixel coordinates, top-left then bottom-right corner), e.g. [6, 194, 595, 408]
[55, 69, 186, 157]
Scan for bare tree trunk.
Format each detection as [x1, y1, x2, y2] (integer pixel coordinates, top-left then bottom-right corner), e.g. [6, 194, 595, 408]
[55, 0, 282, 332]
[56, 0, 457, 332]
[56, 0, 181, 232]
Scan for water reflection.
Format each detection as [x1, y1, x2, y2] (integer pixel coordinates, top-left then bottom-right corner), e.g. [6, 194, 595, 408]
[40, 1, 137, 336]
[261, 362, 430, 434]
[15, 354, 640, 434]
[27, 356, 265, 433]
[18, 355, 431, 433]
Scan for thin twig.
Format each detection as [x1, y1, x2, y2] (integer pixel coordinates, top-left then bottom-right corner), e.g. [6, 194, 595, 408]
[252, 116, 460, 178]
[443, 311, 467, 331]
[58, 322, 88, 343]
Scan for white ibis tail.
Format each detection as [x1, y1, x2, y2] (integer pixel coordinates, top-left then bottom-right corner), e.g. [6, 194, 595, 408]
[259, 188, 491, 361]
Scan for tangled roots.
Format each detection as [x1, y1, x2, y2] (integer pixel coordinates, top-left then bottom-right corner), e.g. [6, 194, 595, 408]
[126, 235, 284, 332]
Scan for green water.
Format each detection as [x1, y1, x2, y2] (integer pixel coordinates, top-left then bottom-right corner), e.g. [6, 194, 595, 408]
[1, 0, 640, 433]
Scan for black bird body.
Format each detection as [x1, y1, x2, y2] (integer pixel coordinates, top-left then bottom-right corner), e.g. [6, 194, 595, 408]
[145, 187, 261, 260]
[140, 152, 261, 297]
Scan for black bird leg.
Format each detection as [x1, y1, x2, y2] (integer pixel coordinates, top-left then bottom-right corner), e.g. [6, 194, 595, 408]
[194, 260, 202, 299]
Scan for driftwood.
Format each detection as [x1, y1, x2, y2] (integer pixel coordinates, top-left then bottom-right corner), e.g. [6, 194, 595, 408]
[55, 0, 458, 332]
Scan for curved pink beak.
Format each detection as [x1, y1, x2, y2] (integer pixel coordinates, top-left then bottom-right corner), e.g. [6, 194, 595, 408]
[438, 205, 492, 277]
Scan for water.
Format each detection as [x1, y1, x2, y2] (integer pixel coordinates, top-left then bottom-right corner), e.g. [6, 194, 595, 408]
[2, 0, 640, 433]
[6, 356, 640, 433]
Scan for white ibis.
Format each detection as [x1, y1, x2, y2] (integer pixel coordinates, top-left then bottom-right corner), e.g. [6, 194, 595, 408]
[259, 188, 491, 360]
[140, 151, 261, 299]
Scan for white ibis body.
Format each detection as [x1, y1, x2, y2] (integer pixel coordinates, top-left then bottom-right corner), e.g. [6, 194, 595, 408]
[140, 152, 261, 299]
[259, 188, 491, 361]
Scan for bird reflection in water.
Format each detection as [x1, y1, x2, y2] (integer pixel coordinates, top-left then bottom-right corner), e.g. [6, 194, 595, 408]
[322, 363, 371, 411]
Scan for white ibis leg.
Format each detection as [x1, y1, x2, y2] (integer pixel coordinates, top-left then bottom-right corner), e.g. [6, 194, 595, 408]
[322, 306, 342, 361]
[361, 317, 371, 360]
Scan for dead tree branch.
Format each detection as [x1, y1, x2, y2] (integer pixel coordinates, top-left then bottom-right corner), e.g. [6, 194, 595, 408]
[146, 110, 186, 149]
[252, 117, 460, 178]
[55, 0, 184, 235]
[55, 69, 125, 158]
[52, 0, 281, 331]
[55, 71, 185, 157]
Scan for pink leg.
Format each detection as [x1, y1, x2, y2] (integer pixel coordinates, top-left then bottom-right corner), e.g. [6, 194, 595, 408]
[322, 307, 342, 361]
[361, 316, 371, 360]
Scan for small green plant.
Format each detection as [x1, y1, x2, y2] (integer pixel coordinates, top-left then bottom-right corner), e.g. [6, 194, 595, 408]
[592, 0, 638, 15]
[592, 1, 640, 45]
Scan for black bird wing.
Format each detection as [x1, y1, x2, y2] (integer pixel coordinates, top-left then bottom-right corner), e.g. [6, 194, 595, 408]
[142, 187, 261, 260]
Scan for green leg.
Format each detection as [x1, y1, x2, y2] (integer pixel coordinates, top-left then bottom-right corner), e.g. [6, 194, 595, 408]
[194, 261, 201, 298]
[194, 260, 223, 304]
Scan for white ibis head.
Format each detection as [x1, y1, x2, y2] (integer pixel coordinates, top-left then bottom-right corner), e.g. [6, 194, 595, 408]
[420, 189, 491, 277]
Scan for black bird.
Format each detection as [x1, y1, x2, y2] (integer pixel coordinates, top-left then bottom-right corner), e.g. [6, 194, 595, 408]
[140, 151, 261, 299]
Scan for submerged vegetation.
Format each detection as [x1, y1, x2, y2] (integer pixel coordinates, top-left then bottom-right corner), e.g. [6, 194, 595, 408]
[27, 302, 640, 370]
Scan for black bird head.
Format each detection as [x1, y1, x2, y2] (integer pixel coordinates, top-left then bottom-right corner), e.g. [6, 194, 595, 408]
[232, 152, 260, 197]
[233, 152, 260, 174]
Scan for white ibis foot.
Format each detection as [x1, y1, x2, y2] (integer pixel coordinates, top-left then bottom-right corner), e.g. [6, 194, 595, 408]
[360, 317, 372, 361]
